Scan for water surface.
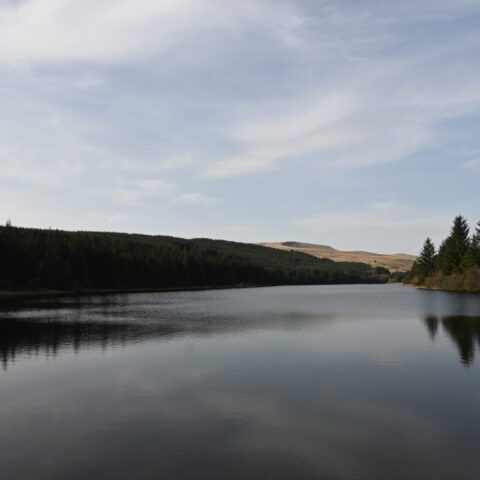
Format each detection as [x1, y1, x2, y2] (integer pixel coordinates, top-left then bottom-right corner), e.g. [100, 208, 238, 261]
[1, 285, 480, 479]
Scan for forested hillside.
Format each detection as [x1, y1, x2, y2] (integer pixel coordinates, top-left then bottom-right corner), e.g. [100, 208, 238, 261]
[0, 225, 389, 292]
[405, 216, 480, 292]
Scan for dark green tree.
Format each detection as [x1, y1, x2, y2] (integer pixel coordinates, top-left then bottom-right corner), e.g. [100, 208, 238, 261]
[437, 216, 470, 274]
[416, 237, 436, 279]
[464, 221, 480, 268]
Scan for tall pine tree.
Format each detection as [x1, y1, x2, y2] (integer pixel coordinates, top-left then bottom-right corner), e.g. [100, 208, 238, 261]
[416, 237, 436, 279]
[468, 221, 480, 267]
[437, 216, 470, 274]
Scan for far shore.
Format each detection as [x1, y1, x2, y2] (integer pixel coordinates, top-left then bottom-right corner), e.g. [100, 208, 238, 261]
[0, 282, 401, 302]
[0, 284, 265, 302]
[402, 283, 480, 293]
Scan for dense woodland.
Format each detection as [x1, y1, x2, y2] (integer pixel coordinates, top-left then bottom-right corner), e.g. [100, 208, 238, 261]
[405, 216, 480, 292]
[0, 225, 389, 292]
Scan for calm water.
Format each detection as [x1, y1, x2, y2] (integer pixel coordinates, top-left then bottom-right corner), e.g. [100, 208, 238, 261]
[1, 284, 480, 480]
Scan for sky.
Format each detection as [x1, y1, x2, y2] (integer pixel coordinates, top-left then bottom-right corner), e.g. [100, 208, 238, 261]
[1, 0, 480, 254]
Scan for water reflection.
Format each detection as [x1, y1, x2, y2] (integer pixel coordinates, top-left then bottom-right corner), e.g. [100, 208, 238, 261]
[423, 315, 480, 365]
[423, 315, 439, 339]
[0, 318, 179, 371]
[2, 286, 480, 480]
[3, 289, 480, 371]
[0, 307, 331, 371]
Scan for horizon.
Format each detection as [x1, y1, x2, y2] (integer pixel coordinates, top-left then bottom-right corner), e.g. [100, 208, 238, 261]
[2, 1, 480, 254]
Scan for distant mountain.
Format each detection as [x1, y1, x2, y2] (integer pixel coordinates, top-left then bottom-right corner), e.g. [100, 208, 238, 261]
[258, 242, 415, 272]
[281, 241, 336, 250]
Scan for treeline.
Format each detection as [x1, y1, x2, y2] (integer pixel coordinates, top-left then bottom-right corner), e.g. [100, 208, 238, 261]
[405, 216, 480, 292]
[0, 225, 390, 292]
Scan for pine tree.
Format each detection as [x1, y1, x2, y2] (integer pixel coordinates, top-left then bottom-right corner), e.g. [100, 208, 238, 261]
[436, 239, 447, 274]
[437, 216, 470, 274]
[416, 237, 436, 279]
[469, 221, 480, 266]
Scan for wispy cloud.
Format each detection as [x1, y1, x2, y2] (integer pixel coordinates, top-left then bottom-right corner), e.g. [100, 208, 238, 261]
[0, 0, 304, 65]
[0, 0, 205, 64]
[464, 158, 480, 173]
[105, 178, 175, 206]
[175, 192, 219, 207]
[205, 57, 480, 178]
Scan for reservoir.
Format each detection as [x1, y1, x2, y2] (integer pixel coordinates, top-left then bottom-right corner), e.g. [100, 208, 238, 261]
[1, 284, 480, 479]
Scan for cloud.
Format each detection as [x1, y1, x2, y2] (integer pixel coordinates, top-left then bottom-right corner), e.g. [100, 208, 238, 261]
[0, 145, 86, 186]
[204, 154, 276, 179]
[203, 54, 480, 179]
[158, 154, 196, 172]
[106, 178, 175, 206]
[298, 205, 446, 232]
[464, 158, 480, 173]
[175, 192, 218, 207]
[194, 0, 480, 179]
[0, 0, 304, 65]
[133, 178, 174, 194]
[0, 0, 201, 64]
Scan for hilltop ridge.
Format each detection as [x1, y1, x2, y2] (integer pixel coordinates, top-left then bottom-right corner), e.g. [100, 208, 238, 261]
[258, 242, 415, 272]
[281, 241, 336, 250]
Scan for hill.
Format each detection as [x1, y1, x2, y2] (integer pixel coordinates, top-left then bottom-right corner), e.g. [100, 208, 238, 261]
[281, 241, 336, 250]
[0, 226, 390, 294]
[258, 242, 415, 272]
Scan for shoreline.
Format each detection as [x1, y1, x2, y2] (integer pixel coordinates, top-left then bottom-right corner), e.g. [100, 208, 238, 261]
[0, 284, 265, 302]
[402, 283, 480, 293]
[0, 281, 395, 302]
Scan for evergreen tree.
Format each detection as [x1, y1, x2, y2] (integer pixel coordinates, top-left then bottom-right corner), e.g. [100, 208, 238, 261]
[437, 216, 470, 274]
[416, 237, 436, 278]
[436, 239, 448, 274]
[468, 221, 480, 267]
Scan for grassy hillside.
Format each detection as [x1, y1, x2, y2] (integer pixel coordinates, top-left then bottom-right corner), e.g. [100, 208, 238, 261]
[258, 242, 415, 272]
[0, 226, 390, 292]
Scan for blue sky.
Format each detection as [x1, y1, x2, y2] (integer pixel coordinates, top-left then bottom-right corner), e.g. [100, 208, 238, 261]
[1, 0, 480, 253]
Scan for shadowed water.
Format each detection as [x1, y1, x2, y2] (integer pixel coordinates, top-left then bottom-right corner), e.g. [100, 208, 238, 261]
[1, 285, 480, 479]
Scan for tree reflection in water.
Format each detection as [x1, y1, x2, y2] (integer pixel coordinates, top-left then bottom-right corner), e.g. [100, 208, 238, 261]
[423, 315, 439, 340]
[423, 315, 480, 366]
[0, 318, 179, 371]
[3, 311, 480, 370]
